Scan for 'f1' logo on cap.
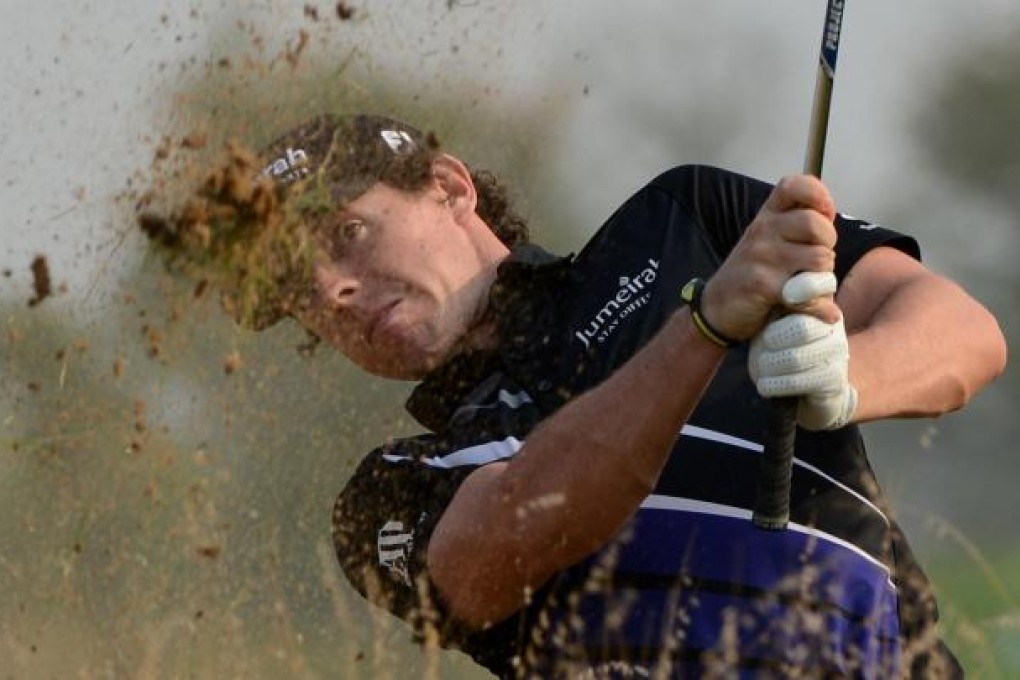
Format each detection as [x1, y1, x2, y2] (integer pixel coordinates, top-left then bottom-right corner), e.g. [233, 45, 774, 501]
[379, 129, 415, 154]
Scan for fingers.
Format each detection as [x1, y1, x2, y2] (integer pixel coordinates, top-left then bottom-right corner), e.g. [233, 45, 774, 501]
[758, 175, 838, 254]
[751, 315, 851, 398]
[760, 313, 834, 350]
[756, 363, 844, 398]
[763, 174, 837, 222]
[747, 310, 858, 430]
[764, 207, 838, 249]
[698, 175, 840, 341]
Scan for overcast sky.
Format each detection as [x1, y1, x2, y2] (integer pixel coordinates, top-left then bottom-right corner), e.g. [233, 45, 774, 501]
[3, 0, 1020, 311]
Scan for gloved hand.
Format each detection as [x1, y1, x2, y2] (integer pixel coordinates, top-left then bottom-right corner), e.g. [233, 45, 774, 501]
[748, 272, 858, 431]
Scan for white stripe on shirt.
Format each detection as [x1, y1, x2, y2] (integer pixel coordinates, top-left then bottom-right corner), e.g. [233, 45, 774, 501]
[449, 389, 534, 421]
[383, 436, 523, 469]
[680, 424, 890, 527]
[640, 494, 894, 583]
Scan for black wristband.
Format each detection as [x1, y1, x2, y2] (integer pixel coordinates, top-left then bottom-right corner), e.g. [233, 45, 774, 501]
[680, 277, 739, 349]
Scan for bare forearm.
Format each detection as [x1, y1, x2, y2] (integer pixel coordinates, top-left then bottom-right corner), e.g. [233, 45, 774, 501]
[503, 309, 724, 565]
[430, 309, 724, 625]
[848, 274, 1006, 422]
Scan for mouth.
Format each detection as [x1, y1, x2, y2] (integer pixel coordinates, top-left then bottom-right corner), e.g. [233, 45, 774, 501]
[366, 300, 400, 345]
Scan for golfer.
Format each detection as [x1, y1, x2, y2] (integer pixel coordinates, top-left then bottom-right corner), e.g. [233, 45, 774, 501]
[241, 114, 1006, 677]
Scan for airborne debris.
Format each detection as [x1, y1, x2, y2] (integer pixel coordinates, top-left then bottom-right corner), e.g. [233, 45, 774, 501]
[141, 324, 163, 359]
[196, 545, 222, 559]
[336, 2, 355, 20]
[285, 29, 310, 68]
[154, 136, 172, 161]
[181, 132, 207, 150]
[134, 399, 147, 434]
[28, 255, 52, 307]
[223, 351, 243, 375]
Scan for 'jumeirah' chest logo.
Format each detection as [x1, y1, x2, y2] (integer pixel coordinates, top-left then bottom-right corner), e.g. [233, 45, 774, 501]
[574, 259, 659, 348]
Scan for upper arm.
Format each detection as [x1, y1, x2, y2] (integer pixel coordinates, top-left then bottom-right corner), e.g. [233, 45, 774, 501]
[836, 245, 929, 333]
[834, 243, 1006, 418]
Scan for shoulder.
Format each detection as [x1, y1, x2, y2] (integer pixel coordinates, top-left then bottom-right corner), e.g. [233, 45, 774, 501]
[332, 433, 524, 588]
[648, 163, 766, 194]
[333, 436, 475, 545]
[578, 165, 773, 266]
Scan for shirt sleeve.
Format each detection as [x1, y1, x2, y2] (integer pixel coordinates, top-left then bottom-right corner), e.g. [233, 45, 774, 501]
[330, 434, 483, 646]
[649, 164, 921, 281]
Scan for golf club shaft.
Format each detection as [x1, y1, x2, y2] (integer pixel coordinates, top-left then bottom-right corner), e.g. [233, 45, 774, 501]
[753, 0, 845, 530]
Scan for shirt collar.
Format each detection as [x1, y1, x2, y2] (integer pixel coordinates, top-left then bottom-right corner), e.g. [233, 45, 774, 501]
[405, 243, 571, 432]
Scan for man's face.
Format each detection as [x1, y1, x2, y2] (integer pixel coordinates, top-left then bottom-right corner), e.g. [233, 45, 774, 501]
[291, 177, 498, 379]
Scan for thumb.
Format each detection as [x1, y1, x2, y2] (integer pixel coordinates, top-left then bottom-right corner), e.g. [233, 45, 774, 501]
[782, 272, 837, 306]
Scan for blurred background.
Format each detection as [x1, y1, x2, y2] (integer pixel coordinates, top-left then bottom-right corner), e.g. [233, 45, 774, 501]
[1, 0, 1018, 677]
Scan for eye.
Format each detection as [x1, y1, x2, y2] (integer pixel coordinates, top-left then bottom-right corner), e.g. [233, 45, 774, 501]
[324, 219, 367, 257]
[339, 220, 365, 242]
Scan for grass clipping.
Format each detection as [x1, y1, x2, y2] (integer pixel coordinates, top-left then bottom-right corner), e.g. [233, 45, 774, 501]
[136, 140, 328, 331]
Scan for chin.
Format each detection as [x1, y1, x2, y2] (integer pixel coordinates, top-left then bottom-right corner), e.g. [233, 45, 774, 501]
[359, 349, 440, 381]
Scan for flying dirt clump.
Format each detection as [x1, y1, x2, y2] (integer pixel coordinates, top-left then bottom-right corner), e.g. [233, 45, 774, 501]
[28, 255, 52, 307]
[136, 140, 325, 331]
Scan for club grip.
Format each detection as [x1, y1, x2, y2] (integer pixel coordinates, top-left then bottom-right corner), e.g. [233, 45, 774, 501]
[752, 396, 799, 530]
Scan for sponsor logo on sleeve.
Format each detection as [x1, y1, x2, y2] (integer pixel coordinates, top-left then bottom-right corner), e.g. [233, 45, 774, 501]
[377, 520, 415, 586]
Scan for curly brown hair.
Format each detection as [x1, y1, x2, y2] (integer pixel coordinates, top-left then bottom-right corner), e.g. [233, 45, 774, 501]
[368, 141, 530, 248]
[466, 168, 530, 248]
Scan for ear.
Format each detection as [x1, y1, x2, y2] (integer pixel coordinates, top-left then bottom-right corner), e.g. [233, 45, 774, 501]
[430, 153, 477, 221]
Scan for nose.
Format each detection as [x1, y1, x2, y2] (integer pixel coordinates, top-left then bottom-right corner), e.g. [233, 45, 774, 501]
[313, 261, 360, 310]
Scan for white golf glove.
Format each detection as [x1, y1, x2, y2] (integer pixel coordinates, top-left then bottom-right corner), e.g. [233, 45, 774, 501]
[748, 272, 858, 431]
